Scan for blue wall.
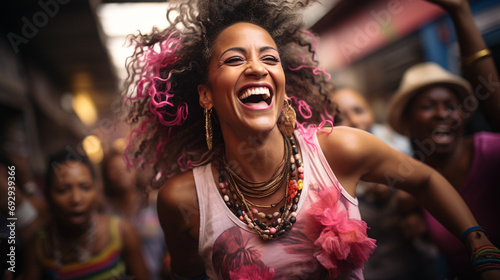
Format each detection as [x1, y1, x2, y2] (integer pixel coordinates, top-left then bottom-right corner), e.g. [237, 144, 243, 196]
[419, 0, 500, 72]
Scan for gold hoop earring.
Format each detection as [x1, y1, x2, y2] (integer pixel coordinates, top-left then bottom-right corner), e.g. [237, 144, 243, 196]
[205, 108, 213, 150]
[278, 99, 296, 137]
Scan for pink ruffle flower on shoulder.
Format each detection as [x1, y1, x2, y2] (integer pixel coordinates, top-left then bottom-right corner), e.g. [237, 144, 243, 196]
[307, 186, 376, 278]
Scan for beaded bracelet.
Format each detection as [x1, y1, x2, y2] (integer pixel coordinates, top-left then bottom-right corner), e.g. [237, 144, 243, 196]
[461, 49, 492, 68]
[471, 245, 500, 274]
[461, 225, 486, 244]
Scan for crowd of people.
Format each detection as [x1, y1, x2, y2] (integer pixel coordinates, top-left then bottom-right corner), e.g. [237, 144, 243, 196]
[1, 0, 499, 279]
[0, 144, 171, 279]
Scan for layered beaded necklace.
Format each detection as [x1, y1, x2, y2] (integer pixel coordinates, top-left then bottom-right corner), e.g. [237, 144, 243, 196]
[51, 214, 96, 266]
[218, 132, 304, 240]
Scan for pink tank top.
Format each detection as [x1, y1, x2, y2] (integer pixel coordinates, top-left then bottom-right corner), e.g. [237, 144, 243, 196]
[193, 129, 375, 280]
[423, 132, 500, 279]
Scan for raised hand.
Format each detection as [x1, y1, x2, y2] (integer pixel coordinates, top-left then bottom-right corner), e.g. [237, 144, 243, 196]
[426, 0, 468, 11]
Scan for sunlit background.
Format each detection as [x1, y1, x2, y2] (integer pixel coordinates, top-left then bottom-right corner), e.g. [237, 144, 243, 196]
[96, 0, 339, 83]
[98, 2, 172, 83]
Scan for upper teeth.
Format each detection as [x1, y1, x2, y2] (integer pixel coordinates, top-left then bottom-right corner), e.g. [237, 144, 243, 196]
[434, 127, 451, 133]
[239, 87, 270, 100]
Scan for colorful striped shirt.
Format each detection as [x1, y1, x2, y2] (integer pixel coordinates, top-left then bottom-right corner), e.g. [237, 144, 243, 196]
[36, 216, 126, 280]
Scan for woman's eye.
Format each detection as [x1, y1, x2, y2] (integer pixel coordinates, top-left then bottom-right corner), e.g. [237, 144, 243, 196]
[80, 184, 93, 192]
[354, 107, 365, 115]
[262, 55, 280, 63]
[54, 187, 68, 194]
[224, 56, 245, 65]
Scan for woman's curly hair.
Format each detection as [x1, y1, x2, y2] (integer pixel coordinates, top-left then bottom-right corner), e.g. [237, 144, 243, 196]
[124, 0, 333, 188]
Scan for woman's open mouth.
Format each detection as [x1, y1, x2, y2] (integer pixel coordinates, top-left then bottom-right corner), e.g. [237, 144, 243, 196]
[238, 86, 272, 109]
[69, 211, 88, 224]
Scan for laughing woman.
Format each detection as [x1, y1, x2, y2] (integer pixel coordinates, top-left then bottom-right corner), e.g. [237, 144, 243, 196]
[123, 0, 500, 279]
[24, 151, 149, 280]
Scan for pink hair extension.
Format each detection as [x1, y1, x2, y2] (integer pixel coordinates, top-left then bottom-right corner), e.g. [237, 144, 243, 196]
[287, 32, 332, 80]
[126, 31, 198, 168]
[284, 95, 316, 150]
[155, 140, 167, 163]
[316, 106, 335, 133]
[295, 122, 317, 151]
[126, 32, 181, 102]
[288, 64, 332, 80]
[317, 120, 334, 134]
[295, 121, 333, 153]
[143, 33, 188, 127]
[177, 154, 193, 170]
[322, 105, 334, 123]
[294, 117, 333, 154]
[287, 96, 328, 150]
[289, 96, 312, 120]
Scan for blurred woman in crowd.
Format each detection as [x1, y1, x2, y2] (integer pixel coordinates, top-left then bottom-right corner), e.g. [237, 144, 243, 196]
[24, 150, 148, 280]
[102, 148, 170, 280]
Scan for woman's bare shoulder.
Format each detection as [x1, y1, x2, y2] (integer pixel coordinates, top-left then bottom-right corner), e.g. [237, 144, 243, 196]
[315, 126, 383, 193]
[157, 170, 201, 234]
[157, 170, 197, 211]
[157, 170, 204, 274]
[316, 126, 374, 161]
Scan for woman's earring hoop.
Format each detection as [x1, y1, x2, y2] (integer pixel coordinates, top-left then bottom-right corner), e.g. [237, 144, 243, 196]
[205, 108, 213, 150]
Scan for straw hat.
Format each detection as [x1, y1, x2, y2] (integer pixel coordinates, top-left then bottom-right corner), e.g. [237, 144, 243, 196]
[387, 62, 475, 135]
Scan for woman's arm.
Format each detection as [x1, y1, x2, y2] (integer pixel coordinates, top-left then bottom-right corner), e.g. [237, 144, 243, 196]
[320, 127, 477, 235]
[319, 127, 499, 275]
[429, 0, 500, 130]
[119, 219, 149, 280]
[157, 171, 206, 279]
[320, 127, 500, 278]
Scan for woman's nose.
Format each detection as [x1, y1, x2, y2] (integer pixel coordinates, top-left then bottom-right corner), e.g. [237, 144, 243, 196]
[70, 188, 83, 204]
[244, 59, 267, 78]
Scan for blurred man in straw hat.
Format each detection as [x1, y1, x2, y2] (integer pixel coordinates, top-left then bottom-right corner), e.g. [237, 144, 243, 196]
[386, 0, 500, 278]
